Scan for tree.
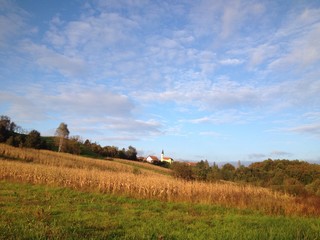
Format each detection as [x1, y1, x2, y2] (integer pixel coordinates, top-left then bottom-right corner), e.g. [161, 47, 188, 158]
[55, 122, 70, 152]
[0, 115, 12, 142]
[118, 148, 127, 159]
[102, 146, 119, 158]
[171, 162, 194, 181]
[126, 146, 137, 160]
[207, 163, 222, 181]
[25, 130, 42, 149]
[221, 163, 236, 180]
[194, 160, 210, 181]
[66, 135, 81, 154]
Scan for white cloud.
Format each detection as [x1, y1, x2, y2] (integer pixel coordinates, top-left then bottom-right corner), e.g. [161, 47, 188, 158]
[219, 58, 243, 65]
[140, 77, 262, 111]
[248, 153, 266, 160]
[270, 150, 292, 157]
[285, 123, 320, 138]
[303, 112, 320, 121]
[183, 109, 258, 125]
[73, 116, 163, 141]
[138, 66, 320, 115]
[189, 0, 265, 39]
[46, 11, 139, 51]
[247, 44, 278, 68]
[199, 131, 222, 137]
[104, 118, 162, 135]
[20, 41, 87, 78]
[268, 9, 320, 70]
[1, 83, 135, 121]
[0, 0, 29, 47]
[187, 117, 211, 124]
[248, 150, 293, 161]
[0, 91, 47, 122]
[0, 81, 165, 142]
[101, 136, 139, 142]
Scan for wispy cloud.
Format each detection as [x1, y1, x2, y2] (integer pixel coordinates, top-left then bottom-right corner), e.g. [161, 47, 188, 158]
[1, 83, 134, 120]
[248, 150, 293, 161]
[20, 41, 87, 78]
[270, 150, 292, 158]
[182, 110, 260, 125]
[188, 0, 265, 40]
[199, 131, 223, 138]
[0, 0, 30, 47]
[285, 123, 320, 138]
[219, 58, 244, 65]
[248, 153, 266, 160]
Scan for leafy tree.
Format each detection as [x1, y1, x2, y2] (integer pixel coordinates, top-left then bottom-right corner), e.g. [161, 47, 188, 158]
[283, 178, 306, 196]
[5, 136, 15, 146]
[25, 130, 42, 149]
[194, 160, 210, 181]
[66, 135, 81, 154]
[221, 163, 235, 181]
[222, 163, 236, 171]
[207, 163, 222, 181]
[102, 146, 119, 158]
[126, 146, 137, 160]
[118, 148, 127, 159]
[171, 162, 194, 181]
[306, 179, 320, 196]
[0, 115, 12, 142]
[15, 134, 26, 147]
[55, 122, 70, 152]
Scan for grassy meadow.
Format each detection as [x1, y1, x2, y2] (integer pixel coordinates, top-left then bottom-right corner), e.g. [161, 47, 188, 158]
[1, 144, 320, 239]
[1, 181, 320, 240]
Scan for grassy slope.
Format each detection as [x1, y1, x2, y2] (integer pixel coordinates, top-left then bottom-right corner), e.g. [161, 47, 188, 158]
[1, 181, 320, 240]
[1, 144, 320, 239]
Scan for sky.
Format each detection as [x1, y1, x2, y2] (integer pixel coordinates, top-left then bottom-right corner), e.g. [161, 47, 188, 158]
[0, 0, 320, 163]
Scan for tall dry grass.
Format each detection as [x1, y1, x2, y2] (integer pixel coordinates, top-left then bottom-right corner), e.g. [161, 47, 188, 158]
[1, 156, 320, 216]
[0, 144, 166, 176]
[114, 158, 172, 175]
[1, 144, 320, 216]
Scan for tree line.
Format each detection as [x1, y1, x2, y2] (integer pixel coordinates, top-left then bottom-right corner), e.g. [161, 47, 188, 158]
[0, 115, 137, 161]
[171, 159, 320, 197]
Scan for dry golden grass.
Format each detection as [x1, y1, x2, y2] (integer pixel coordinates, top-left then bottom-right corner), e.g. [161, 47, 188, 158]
[1, 144, 319, 217]
[114, 158, 172, 175]
[0, 144, 166, 176]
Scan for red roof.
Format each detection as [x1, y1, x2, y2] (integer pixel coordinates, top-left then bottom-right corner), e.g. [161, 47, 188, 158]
[147, 155, 159, 161]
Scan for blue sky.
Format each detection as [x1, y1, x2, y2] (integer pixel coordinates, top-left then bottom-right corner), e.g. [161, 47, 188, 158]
[1, 0, 320, 163]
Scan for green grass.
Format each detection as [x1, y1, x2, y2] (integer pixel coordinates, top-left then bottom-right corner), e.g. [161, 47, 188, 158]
[1, 180, 319, 240]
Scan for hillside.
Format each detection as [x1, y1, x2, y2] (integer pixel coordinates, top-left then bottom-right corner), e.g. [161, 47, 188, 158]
[1, 144, 320, 239]
[1, 144, 320, 217]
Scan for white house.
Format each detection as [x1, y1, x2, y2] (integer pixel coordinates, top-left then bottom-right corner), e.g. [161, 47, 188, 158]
[145, 155, 159, 163]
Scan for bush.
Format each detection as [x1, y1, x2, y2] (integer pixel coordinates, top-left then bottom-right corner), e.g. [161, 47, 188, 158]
[171, 162, 194, 180]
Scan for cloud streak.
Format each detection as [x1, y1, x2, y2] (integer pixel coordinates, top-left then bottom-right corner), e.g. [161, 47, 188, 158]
[285, 123, 320, 138]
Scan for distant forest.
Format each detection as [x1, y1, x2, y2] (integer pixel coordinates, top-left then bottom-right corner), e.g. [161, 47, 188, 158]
[171, 160, 320, 196]
[0, 115, 137, 160]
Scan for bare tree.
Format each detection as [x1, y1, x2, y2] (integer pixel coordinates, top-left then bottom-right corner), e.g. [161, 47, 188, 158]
[55, 122, 70, 152]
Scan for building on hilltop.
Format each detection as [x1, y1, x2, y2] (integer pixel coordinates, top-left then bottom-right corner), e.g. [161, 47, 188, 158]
[161, 150, 174, 164]
[145, 155, 159, 163]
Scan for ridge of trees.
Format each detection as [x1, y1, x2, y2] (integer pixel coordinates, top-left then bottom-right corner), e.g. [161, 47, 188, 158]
[171, 160, 320, 196]
[0, 115, 137, 161]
